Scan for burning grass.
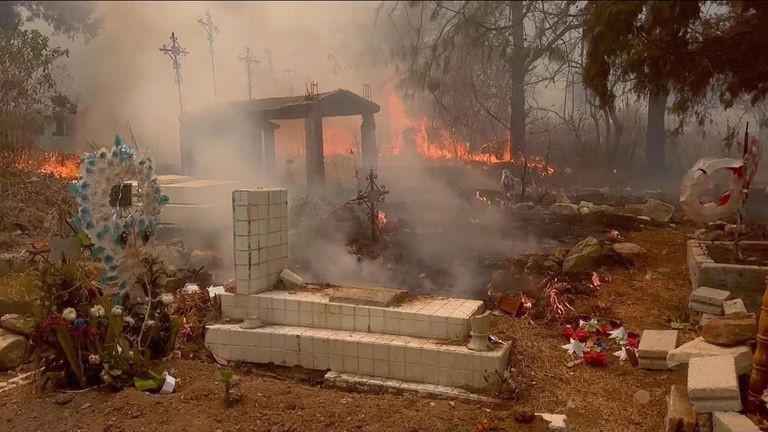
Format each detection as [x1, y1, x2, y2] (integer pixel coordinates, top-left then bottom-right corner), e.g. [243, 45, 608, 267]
[0, 148, 78, 249]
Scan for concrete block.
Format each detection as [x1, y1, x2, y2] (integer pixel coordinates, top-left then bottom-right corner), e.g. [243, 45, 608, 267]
[700, 313, 715, 326]
[722, 298, 747, 315]
[712, 411, 759, 432]
[637, 329, 678, 370]
[689, 287, 731, 315]
[665, 384, 696, 432]
[279, 269, 302, 288]
[667, 337, 752, 375]
[687, 355, 741, 412]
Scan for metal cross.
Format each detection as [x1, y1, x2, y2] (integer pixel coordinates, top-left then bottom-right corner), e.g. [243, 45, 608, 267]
[198, 11, 220, 101]
[158, 32, 189, 114]
[239, 46, 260, 100]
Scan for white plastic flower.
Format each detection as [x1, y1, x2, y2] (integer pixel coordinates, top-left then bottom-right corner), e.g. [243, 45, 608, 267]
[158, 293, 174, 305]
[123, 316, 135, 326]
[62, 308, 77, 321]
[111, 305, 124, 316]
[89, 305, 105, 318]
[88, 354, 101, 365]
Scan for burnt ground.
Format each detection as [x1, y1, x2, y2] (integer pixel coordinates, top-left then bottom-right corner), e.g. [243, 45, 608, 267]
[1, 215, 696, 432]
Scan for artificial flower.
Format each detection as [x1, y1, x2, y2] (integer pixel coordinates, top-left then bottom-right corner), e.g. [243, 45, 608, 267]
[562, 338, 587, 357]
[575, 328, 588, 343]
[123, 315, 135, 326]
[626, 332, 640, 349]
[159, 293, 174, 305]
[110, 305, 123, 316]
[89, 354, 101, 365]
[561, 325, 575, 339]
[613, 346, 628, 362]
[584, 350, 608, 366]
[90, 305, 105, 318]
[62, 308, 77, 322]
[608, 326, 628, 343]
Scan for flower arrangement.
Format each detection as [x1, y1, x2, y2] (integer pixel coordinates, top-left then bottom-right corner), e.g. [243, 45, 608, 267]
[560, 317, 640, 368]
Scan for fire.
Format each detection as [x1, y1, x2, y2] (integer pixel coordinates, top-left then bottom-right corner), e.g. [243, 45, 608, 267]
[14, 151, 80, 180]
[384, 91, 555, 175]
[376, 210, 387, 228]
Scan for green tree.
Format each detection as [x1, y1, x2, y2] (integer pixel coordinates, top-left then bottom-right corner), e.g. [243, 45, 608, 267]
[0, 2, 101, 40]
[0, 25, 71, 148]
[583, 1, 768, 174]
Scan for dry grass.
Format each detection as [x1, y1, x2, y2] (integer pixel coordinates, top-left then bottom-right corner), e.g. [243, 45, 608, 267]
[490, 224, 697, 432]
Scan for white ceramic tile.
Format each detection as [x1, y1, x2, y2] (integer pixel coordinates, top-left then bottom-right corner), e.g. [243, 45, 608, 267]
[342, 356, 358, 373]
[358, 358, 374, 375]
[340, 315, 355, 331]
[390, 361, 406, 380]
[314, 353, 329, 370]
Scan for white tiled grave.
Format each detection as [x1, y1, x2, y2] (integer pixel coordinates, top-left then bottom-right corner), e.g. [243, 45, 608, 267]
[206, 188, 509, 389]
[220, 290, 484, 340]
[206, 324, 510, 388]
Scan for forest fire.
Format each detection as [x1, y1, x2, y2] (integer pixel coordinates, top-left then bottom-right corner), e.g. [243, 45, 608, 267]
[14, 151, 80, 180]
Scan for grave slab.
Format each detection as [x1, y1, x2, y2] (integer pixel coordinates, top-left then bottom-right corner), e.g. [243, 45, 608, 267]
[637, 329, 678, 370]
[712, 411, 759, 432]
[667, 337, 752, 375]
[687, 355, 741, 412]
[722, 298, 747, 315]
[689, 287, 732, 315]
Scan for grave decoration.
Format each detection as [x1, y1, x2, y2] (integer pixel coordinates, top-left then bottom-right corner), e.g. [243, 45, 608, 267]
[70, 135, 169, 293]
[560, 317, 639, 367]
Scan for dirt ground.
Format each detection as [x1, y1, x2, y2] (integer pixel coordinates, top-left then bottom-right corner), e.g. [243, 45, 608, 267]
[0, 216, 698, 432]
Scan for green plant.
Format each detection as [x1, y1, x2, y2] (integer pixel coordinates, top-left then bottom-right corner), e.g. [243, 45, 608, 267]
[216, 369, 242, 407]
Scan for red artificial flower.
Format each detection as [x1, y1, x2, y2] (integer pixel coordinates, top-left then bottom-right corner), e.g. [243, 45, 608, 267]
[626, 332, 640, 349]
[584, 350, 608, 367]
[42, 314, 71, 329]
[561, 325, 575, 339]
[595, 324, 611, 337]
[575, 328, 588, 343]
[88, 327, 101, 341]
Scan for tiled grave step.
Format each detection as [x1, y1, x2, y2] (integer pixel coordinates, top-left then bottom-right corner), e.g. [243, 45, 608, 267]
[219, 291, 484, 340]
[323, 371, 497, 402]
[205, 324, 510, 388]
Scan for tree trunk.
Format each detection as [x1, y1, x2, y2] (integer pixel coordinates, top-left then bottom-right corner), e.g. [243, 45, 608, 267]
[608, 106, 623, 165]
[646, 89, 668, 174]
[508, 0, 526, 158]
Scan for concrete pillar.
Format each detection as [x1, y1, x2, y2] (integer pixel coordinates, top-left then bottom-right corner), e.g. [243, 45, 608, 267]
[263, 127, 276, 180]
[304, 112, 325, 195]
[361, 113, 377, 173]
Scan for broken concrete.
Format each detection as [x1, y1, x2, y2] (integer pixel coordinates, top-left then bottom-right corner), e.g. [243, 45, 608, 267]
[643, 199, 676, 222]
[687, 355, 742, 412]
[562, 237, 603, 273]
[327, 286, 406, 307]
[722, 298, 747, 315]
[667, 337, 752, 375]
[665, 385, 696, 432]
[701, 312, 757, 346]
[689, 287, 731, 315]
[537, 413, 569, 432]
[637, 329, 678, 370]
[279, 269, 303, 289]
[712, 411, 759, 432]
[0, 329, 29, 371]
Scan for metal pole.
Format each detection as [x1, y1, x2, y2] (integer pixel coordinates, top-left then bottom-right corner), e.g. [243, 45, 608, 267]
[239, 47, 259, 100]
[198, 11, 219, 101]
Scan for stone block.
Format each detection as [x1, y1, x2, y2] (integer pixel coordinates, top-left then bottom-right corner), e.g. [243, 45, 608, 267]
[700, 313, 715, 326]
[712, 411, 759, 432]
[701, 312, 757, 346]
[643, 198, 675, 222]
[665, 385, 696, 432]
[667, 337, 752, 375]
[537, 413, 569, 432]
[722, 298, 747, 315]
[689, 287, 731, 315]
[637, 329, 678, 370]
[697, 262, 766, 314]
[687, 355, 741, 412]
[279, 269, 302, 288]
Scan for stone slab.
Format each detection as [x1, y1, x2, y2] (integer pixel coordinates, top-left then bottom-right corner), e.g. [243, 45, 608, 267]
[537, 413, 570, 432]
[665, 385, 696, 432]
[667, 337, 752, 375]
[323, 371, 497, 403]
[689, 287, 731, 315]
[687, 355, 741, 412]
[712, 411, 759, 432]
[637, 329, 678, 370]
[327, 286, 407, 307]
[722, 298, 747, 315]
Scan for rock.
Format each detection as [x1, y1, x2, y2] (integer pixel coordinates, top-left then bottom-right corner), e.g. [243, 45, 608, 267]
[637, 215, 652, 221]
[701, 312, 757, 346]
[634, 389, 651, 405]
[0, 314, 38, 337]
[578, 207, 590, 215]
[612, 242, 647, 258]
[549, 203, 579, 215]
[700, 313, 715, 326]
[667, 337, 752, 375]
[0, 329, 29, 371]
[722, 299, 747, 316]
[562, 237, 603, 273]
[553, 193, 571, 204]
[643, 199, 676, 222]
[53, 393, 74, 405]
[511, 202, 535, 211]
[689, 287, 731, 315]
[578, 201, 594, 209]
[624, 203, 646, 216]
[665, 385, 696, 432]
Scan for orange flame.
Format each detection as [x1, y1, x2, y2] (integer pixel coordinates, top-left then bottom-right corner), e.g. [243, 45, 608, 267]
[15, 151, 80, 180]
